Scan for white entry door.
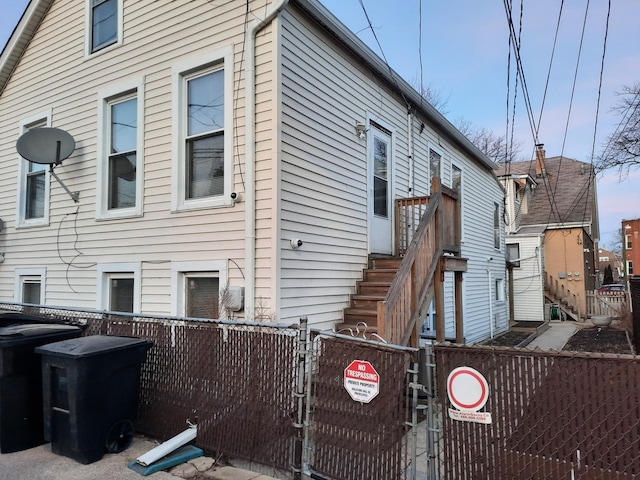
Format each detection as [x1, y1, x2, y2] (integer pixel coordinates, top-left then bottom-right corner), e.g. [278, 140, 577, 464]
[368, 123, 393, 254]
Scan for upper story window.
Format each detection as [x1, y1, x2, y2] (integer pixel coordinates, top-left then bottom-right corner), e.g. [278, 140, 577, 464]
[109, 96, 137, 209]
[172, 48, 233, 211]
[17, 114, 51, 227]
[626, 234, 632, 250]
[97, 81, 143, 219]
[86, 0, 123, 56]
[186, 68, 224, 199]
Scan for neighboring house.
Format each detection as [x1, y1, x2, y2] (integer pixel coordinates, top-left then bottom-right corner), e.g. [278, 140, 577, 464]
[596, 247, 623, 285]
[497, 147, 599, 322]
[0, 0, 506, 345]
[622, 218, 640, 282]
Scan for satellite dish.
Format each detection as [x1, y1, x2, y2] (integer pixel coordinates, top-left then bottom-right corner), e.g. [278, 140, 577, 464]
[16, 127, 75, 165]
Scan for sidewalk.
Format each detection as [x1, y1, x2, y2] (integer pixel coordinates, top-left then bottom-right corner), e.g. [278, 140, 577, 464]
[0, 436, 281, 480]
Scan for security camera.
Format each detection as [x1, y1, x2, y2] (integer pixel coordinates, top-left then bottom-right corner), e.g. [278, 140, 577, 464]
[487, 256, 494, 262]
[290, 238, 303, 249]
[230, 192, 242, 203]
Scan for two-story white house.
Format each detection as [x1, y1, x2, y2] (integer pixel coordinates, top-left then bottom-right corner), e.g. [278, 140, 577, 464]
[0, 0, 507, 345]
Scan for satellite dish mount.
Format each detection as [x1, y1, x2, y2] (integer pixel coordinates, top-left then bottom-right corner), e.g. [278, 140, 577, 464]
[16, 128, 79, 203]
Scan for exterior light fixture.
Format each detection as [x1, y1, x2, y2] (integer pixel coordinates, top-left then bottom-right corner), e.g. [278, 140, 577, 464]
[355, 122, 367, 140]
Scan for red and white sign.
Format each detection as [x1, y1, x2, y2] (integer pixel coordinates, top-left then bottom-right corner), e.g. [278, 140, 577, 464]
[344, 360, 379, 403]
[447, 366, 492, 424]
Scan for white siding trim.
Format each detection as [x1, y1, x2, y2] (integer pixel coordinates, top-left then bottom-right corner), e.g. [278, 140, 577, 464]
[96, 262, 141, 312]
[16, 109, 52, 228]
[14, 267, 46, 303]
[170, 260, 227, 316]
[96, 76, 145, 219]
[170, 46, 234, 212]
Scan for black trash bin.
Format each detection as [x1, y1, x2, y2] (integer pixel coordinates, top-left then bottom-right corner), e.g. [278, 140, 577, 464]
[36, 335, 153, 464]
[0, 312, 54, 328]
[0, 323, 82, 453]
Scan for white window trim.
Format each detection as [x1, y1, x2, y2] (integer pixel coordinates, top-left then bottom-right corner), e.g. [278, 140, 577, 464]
[171, 46, 234, 212]
[96, 78, 145, 219]
[84, 0, 124, 58]
[97, 262, 141, 312]
[14, 267, 46, 304]
[16, 110, 52, 228]
[170, 260, 227, 316]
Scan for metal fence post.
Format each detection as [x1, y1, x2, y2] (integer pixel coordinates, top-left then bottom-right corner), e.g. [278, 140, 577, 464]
[292, 316, 308, 480]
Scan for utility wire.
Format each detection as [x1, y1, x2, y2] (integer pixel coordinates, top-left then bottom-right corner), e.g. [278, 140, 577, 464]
[357, 0, 411, 110]
[581, 0, 611, 229]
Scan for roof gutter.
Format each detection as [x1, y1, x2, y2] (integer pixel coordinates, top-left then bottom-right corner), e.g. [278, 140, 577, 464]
[244, 0, 289, 317]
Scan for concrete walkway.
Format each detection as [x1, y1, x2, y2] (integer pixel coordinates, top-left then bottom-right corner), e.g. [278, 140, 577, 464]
[525, 321, 578, 350]
[0, 437, 281, 480]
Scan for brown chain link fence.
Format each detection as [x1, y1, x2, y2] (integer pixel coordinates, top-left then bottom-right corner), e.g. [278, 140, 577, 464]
[436, 343, 640, 480]
[0, 303, 299, 471]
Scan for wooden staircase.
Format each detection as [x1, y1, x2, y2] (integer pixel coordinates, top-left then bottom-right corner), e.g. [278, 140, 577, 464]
[334, 178, 465, 346]
[336, 256, 402, 338]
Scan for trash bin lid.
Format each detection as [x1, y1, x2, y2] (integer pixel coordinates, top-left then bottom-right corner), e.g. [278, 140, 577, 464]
[35, 335, 152, 358]
[0, 323, 82, 347]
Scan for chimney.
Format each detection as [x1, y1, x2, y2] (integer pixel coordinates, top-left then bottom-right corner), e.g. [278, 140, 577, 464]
[535, 144, 546, 177]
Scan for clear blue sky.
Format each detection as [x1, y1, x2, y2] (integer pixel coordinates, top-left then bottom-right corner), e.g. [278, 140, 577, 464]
[1, 0, 639, 248]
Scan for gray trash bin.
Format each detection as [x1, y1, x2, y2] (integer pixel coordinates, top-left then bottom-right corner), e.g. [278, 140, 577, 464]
[0, 323, 82, 453]
[36, 335, 153, 464]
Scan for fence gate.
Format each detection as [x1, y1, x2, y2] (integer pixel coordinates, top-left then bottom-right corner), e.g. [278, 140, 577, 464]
[304, 332, 422, 480]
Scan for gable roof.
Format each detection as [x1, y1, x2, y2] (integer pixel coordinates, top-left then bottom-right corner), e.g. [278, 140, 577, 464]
[0, 0, 497, 175]
[496, 156, 599, 234]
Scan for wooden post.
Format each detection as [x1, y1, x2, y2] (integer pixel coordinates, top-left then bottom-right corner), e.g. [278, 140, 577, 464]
[455, 271, 464, 344]
[432, 176, 445, 342]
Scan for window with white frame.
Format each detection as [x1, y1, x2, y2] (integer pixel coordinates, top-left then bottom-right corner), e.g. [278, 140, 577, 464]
[97, 263, 140, 312]
[495, 278, 505, 301]
[87, 0, 122, 55]
[97, 85, 142, 218]
[429, 148, 441, 183]
[17, 115, 51, 227]
[171, 261, 227, 318]
[494, 202, 501, 249]
[15, 268, 46, 304]
[172, 49, 232, 211]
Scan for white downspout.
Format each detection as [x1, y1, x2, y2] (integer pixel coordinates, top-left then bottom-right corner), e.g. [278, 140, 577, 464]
[244, 0, 289, 316]
[487, 263, 494, 339]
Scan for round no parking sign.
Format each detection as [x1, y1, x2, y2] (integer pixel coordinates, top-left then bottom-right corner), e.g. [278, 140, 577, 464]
[447, 366, 492, 424]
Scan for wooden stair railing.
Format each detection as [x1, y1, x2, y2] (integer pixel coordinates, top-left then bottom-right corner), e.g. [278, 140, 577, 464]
[377, 192, 442, 346]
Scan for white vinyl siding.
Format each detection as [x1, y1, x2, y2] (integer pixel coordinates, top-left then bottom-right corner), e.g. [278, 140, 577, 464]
[508, 235, 545, 322]
[279, 7, 507, 339]
[0, 1, 247, 314]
